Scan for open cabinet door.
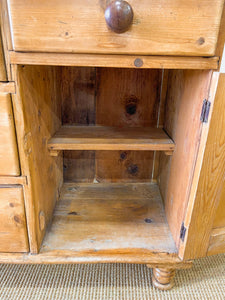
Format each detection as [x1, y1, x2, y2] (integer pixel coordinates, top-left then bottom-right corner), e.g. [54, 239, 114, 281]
[158, 69, 219, 260]
[180, 72, 225, 259]
[178, 6, 225, 260]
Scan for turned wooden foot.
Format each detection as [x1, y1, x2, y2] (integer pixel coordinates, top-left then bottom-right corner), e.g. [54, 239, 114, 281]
[152, 268, 175, 290]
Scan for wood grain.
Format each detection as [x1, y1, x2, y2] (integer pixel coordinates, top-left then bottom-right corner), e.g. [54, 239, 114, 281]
[0, 92, 20, 175]
[152, 70, 169, 181]
[41, 182, 177, 255]
[0, 26, 7, 81]
[9, 52, 219, 70]
[0, 81, 16, 93]
[208, 227, 225, 255]
[12, 65, 63, 253]
[213, 183, 225, 228]
[96, 68, 161, 182]
[60, 66, 96, 183]
[0, 176, 26, 185]
[152, 268, 175, 290]
[8, 0, 224, 56]
[158, 70, 212, 250]
[0, 251, 192, 267]
[215, 3, 225, 70]
[177, 73, 223, 259]
[63, 151, 95, 183]
[48, 126, 175, 152]
[0, 0, 13, 79]
[0, 186, 29, 252]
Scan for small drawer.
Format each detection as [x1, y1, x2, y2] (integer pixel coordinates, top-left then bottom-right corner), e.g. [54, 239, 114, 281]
[0, 92, 20, 175]
[8, 0, 224, 56]
[0, 186, 29, 252]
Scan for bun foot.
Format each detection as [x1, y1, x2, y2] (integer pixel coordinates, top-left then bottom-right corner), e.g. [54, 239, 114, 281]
[152, 268, 175, 290]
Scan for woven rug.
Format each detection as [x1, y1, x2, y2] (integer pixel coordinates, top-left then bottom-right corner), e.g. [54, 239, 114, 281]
[0, 254, 225, 300]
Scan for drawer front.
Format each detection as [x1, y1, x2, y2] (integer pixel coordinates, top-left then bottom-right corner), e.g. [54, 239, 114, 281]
[0, 93, 20, 175]
[0, 186, 29, 252]
[8, 0, 224, 56]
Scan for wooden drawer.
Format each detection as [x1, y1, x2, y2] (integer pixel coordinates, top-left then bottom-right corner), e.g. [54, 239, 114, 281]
[0, 186, 29, 252]
[0, 92, 20, 175]
[8, 0, 224, 56]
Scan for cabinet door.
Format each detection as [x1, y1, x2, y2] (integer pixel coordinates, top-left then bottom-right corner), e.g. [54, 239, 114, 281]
[177, 73, 225, 259]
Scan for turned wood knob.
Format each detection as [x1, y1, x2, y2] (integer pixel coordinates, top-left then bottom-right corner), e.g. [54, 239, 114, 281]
[105, 0, 134, 33]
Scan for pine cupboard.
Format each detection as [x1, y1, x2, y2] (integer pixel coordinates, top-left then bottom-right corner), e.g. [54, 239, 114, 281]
[0, 0, 225, 290]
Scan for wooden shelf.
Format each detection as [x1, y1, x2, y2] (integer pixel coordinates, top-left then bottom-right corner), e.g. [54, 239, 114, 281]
[40, 182, 177, 260]
[48, 126, 175, 155]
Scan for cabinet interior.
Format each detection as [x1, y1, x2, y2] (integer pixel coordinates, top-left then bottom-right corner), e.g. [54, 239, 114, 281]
[16, 65, 212, 258]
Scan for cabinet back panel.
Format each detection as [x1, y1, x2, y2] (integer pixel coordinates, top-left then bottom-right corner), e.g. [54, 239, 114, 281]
[60, 67, 96, 182]
[61, 67, 162, 182]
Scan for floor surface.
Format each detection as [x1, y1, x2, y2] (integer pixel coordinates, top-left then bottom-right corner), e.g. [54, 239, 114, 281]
[0, 254, 225, 299]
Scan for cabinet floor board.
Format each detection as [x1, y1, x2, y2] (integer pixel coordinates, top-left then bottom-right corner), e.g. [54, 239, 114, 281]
[40, 182, 177, 258]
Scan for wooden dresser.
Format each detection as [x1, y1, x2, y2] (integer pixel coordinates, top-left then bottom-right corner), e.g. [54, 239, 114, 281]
[0, 0, 225, 290]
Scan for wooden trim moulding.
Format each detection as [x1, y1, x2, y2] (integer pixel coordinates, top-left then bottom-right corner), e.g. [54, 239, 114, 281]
[9, 51, 219, 70]
[0, 251, 192, 268]
[0, 176, 27, 185]
[0, 81, 15, 93]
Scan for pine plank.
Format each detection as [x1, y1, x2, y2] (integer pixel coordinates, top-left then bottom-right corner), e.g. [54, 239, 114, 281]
[8, 0, 224, 56]
[95, 68, 161, 182]
[10, 52, 219, 70]
[48, 126, 174, 152]
[0, 251, 192, 268]
[60, 67, 96, 183]
[41, 183, 177, 256]
[0, 186, 29, 252]
[0, 82, 16, 94]
[12, 65, 63, 253]
[0, 92, 20, 175]
[208, 227, 225, 256]
[158, 70, 213, 251]
[0, 176, 26, 185]
[179, 73, 225, 259]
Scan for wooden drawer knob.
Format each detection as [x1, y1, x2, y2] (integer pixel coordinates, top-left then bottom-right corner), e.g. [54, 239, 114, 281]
[105, 0, 134, 33]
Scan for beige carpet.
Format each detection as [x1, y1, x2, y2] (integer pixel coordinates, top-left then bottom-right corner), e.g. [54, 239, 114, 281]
[0, 254, 225, 300]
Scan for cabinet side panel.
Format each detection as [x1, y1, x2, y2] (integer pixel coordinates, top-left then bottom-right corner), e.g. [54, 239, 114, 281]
[96, 68, 162, 182]
[14, 65, 63, 252]
[159, 70, 212, 249]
